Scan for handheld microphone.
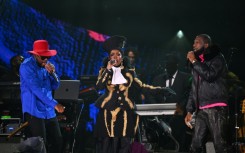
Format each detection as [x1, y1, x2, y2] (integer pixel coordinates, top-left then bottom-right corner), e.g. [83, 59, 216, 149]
[50, 71, 59, 82]
[110, 59, 116, 65]
[186, 51, 192, 68]
[45, 63, 59, 82]
[186, 50, 198, 68]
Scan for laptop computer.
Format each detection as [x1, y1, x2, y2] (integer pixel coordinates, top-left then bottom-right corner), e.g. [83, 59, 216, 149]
[54, 80, 80, 100]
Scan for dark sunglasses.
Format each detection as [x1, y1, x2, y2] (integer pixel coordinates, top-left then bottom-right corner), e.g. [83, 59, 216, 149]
[39, 56, 51, 60]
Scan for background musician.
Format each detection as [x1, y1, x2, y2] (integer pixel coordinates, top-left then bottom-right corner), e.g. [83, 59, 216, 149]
[146, 53, 192, 151]
[0, 55, 24, 81]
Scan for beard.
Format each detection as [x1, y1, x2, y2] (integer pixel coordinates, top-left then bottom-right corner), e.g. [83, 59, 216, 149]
[194, 47, 205, 56]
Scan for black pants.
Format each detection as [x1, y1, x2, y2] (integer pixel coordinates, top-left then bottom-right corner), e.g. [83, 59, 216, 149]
[169, 115, 191, 152]
[190, 107, 229, 153]
[96, 137, 131, 153]
[24, 113, 63, 153]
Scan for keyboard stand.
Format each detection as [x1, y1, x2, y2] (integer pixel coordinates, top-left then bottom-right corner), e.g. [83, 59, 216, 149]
[134, 103, 179, 152]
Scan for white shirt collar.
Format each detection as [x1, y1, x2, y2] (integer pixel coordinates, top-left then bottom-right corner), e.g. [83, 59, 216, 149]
[111, 66, 127, 84]
[166, 70, 178, 87]
[172, 70, 178, 79]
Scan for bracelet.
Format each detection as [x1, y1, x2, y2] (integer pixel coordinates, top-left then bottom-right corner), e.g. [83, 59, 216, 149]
[192, 60, 196, 64]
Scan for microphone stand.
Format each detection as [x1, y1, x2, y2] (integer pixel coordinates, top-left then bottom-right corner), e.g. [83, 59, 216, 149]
[227, 47, 241, 153]
[231, 84, 244, 153]
[233, 89, 239, 153]
[71, 99, 84, 153]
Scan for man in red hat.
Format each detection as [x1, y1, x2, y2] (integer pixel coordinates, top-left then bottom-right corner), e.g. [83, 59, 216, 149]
[19, 40, 65, 153]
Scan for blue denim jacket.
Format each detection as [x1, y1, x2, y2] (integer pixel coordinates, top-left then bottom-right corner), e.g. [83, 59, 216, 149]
[20, 56, 59, 119]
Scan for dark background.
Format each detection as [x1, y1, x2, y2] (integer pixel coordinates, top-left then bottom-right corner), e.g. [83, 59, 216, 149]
[0, 1, 244, 152]
[20, 0, 245, 80]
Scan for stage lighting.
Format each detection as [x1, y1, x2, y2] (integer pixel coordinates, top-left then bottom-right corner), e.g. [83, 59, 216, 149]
[177, 30, 184, 38]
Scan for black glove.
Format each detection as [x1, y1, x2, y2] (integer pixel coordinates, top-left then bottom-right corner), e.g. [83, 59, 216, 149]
[162, 87, 176, 97]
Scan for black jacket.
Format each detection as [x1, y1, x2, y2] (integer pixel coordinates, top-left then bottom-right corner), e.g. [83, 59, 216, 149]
[186, 45, 229, 113]
[95, 67, 163, 111]
[147, 71, 191, 108]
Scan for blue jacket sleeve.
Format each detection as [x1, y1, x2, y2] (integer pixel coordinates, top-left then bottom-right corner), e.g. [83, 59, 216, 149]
[20, 63, 59, 108]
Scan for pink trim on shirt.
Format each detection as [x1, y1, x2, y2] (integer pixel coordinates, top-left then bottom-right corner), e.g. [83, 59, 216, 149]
[199, 54, 204, 62]
[197, 54, 227, 109]
[199, 102, 227, 109]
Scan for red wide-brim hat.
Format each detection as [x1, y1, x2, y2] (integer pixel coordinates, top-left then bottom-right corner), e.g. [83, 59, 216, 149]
[28, 40, 57, 56]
